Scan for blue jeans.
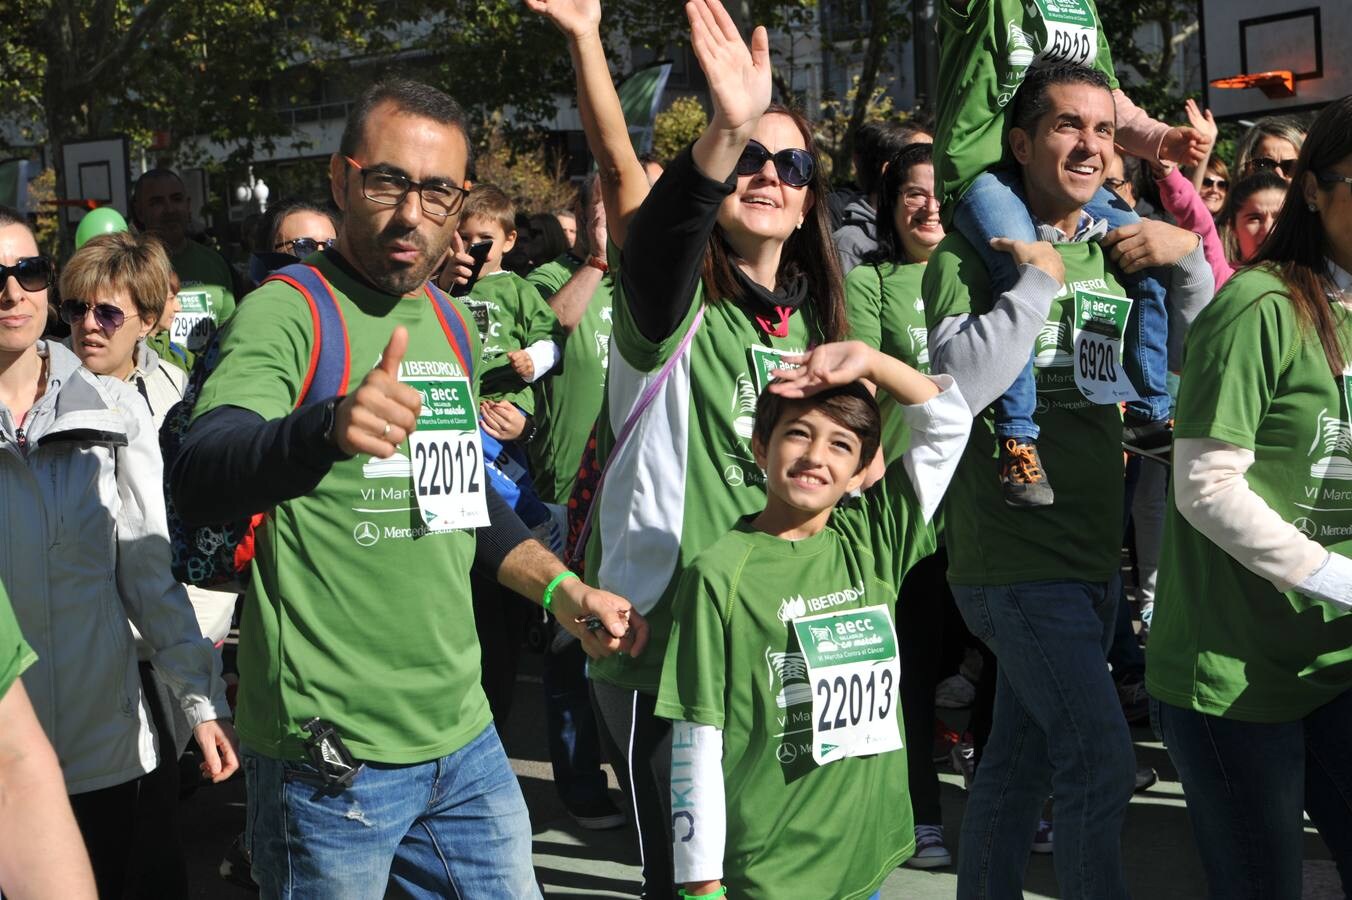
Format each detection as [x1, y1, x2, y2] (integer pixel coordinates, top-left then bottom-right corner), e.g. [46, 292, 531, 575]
[953, 170, 1173, 441]
[1158, 693, 1352, 899]
[950, 578, 1134, 899]
[543, 642, 611, 810]
[243, 726, 540, 899]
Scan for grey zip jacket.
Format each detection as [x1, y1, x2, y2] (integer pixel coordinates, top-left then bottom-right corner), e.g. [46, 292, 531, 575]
[0, 341, 228, 794]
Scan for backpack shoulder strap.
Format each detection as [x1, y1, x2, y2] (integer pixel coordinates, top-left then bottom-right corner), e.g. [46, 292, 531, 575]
[263, 263, 351, 406]
[425, 281, 475, 381]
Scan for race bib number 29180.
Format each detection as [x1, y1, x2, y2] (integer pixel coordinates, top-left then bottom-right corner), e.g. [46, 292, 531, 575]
[790, 605, 903, 766]
[405, 377, 490, 532]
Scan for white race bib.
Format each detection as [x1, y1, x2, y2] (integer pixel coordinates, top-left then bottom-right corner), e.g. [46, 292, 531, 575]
[172, 290, 216, 350]
[1033, 0, 1097, 67]
[1072, 289, 1139, 404]
[405, 377, 490, 531]
[791, 605, 903, 766]
[749, 344, 800, 394]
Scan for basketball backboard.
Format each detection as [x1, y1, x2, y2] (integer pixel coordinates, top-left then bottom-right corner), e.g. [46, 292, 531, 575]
[1201, 1, 1352, 120]
[60, 136, 129, 227]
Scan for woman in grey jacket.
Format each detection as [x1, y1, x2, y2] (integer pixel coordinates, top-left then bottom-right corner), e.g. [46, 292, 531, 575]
[0, 207, 237, 897]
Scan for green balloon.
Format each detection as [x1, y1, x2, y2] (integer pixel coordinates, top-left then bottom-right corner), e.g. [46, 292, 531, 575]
[74, 207, 128, 249]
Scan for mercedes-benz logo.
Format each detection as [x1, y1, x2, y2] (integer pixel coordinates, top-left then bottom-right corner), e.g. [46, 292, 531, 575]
[353, 521, 380, 547]
[1294, 517, 1318, 539]
[777, 742, 798, 764]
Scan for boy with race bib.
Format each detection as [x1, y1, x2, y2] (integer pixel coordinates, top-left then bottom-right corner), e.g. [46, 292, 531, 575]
[935, 0, 1210, 507]
[656, 340, 969, 899]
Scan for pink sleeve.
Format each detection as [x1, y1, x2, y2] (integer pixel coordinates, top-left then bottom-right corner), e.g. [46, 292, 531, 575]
[1156, 167, 1234, 290]
[1112, 89, 1170, 165]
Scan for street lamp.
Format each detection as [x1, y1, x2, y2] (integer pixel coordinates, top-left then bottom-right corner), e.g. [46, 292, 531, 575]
[235, 166, 270, 214]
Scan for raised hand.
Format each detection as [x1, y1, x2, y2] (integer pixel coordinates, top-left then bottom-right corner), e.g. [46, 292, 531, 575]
[1159, 125, 1208, 168]
[523, 0, 602, 39]
[767, 341, 878, 398]
[1183, 98, 1218, 151]
[332, 327, 423, 458]
[686, 0, 772, 135]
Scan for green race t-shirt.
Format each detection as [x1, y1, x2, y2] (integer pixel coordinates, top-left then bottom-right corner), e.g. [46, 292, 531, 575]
[0, 580, 37, 701]
[923, 234, 1125, 584]
[846, 260, 930, 461]
[1147, 267, 1352, 722]
[192, 253, 489, 763]
[465, 269, 565, 413]
[170, 240, 237, 352]
[586, 284, 818, 694]
[655, 462, 934, 897]
[934, 0, 1118, 219]
[145, 330, 195, 374]
[526, 255, 615, 505]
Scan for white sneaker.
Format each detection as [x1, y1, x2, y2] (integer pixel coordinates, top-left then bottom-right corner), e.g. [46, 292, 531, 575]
[905, 824, 952, 869]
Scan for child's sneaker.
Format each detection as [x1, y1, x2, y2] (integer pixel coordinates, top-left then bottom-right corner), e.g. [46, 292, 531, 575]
[1123, 419, 1173, 465]
[905, 824, 953, 869]
[1000, 437, 1054, 508]
[1031, 819, 1054, 854]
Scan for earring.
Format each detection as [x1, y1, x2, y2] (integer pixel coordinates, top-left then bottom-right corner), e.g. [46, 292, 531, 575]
[1310, 202, 1319, 212]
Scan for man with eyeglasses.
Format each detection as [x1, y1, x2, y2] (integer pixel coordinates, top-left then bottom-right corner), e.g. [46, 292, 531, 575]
[131, 168, 240, 353]
[170, 77, 647, 898]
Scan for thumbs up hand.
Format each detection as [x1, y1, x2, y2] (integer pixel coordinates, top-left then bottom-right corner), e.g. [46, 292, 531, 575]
[332, 326, 424, 458]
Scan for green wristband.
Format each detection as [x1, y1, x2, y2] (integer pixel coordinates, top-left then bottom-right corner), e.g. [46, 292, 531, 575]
[542, 571, 579, 611]
[679, 888, 727, 899]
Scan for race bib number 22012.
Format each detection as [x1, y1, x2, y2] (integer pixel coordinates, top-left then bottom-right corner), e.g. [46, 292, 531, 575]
[405, 377, 490, 532]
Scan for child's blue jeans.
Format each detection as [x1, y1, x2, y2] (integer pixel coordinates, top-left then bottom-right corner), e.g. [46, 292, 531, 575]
[952, 169, 1172, 441]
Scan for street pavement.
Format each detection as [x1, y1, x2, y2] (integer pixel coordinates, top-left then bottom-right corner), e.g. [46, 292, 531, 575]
[180, 654, 1341, 899]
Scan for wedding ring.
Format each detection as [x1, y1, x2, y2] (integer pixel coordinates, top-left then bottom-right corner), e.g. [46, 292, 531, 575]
[383, 422, 392, 439]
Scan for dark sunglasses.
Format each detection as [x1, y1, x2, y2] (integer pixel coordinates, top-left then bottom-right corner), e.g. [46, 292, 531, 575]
[1248, 157, 1297, 177]
[0, 256, 54, 292]
[1201, 176, 1229, 190]
[735, 139, 816, 187]
[275, 237, 336, 258]
[60, 299, 127, 337]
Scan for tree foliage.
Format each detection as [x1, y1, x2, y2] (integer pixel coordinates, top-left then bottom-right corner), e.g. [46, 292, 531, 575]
[652, 95, 708, 165]
[1098, 0, 1198, 122]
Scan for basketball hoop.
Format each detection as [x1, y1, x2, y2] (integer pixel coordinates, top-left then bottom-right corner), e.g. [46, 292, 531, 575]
[1210, 70, 1296, 99]
[41, 199, 102, 210]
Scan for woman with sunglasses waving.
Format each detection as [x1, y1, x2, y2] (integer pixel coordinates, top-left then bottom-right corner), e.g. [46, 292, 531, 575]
[1147, 96, 1352, 899]
[529, 0, 846, 895]
[0, 211, 237, 898]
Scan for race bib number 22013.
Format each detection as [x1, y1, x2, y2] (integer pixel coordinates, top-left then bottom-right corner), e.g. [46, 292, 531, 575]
[405, 377, 490, 532]
[790, 605, 903, 766]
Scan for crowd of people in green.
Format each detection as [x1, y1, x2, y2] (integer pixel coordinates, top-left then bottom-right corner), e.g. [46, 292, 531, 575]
[1, 0, 1350, 898]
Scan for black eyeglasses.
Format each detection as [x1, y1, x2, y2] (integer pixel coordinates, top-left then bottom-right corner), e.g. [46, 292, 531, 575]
[734, 140, 816, 187]
[1248, 157, 1298, 177]
[1201, 176, 1229, 190]
[343, 157, 469, 220]
[275, 237, 336, 257]
[60, 299, 127, 337]
[0, 256, 54, 292]
[1316, 171, 1352, 190]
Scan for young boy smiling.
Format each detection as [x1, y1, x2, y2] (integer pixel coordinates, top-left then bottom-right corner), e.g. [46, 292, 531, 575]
[655, 341, 969, 899]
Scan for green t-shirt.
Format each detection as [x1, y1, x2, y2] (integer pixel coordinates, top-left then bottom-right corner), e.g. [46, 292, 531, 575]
[192, 253, 490, 763]
[1147, 267, 1352, 723]
[586, 286, 819, 694]
[526, 255, 615, 505]
[170, 240, 237, 352]
[0, 580, 37, 701]
[465, 269, 564, 413]
[846, 260, 930, 460]
[655, 462, 934, 897]
[145, 330, 195, 373]
[934, 0, 1118, 219]
[923, 234, 1124, 584]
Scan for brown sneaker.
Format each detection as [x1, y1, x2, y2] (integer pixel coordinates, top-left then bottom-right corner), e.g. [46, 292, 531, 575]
[1000, 437, 1054, 508]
